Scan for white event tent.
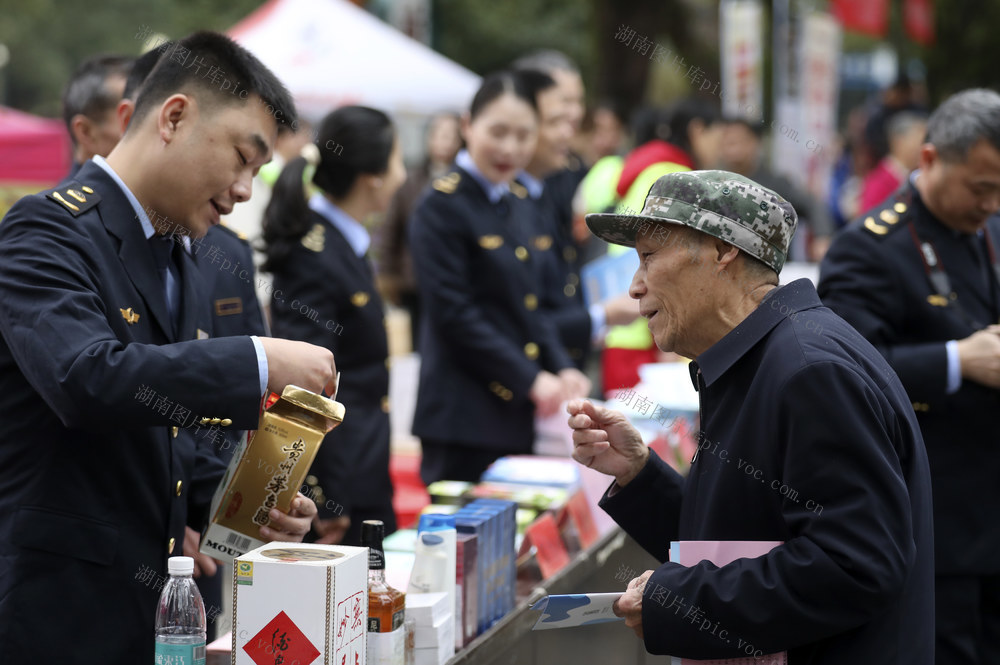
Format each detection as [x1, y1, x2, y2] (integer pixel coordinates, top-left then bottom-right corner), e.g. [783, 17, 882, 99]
[229, 0, 481, 126]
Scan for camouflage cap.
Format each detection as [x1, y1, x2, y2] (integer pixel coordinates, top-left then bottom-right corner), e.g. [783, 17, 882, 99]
[586, 170, 798, 272]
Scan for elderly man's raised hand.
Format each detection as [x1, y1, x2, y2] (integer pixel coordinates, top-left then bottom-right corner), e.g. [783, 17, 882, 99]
[566, 399, 649, 486]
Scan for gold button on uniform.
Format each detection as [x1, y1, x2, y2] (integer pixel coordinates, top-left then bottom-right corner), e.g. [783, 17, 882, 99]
[563, 284, 577, 298]
[167, 537, 176, 554]
[524, 294, 538, 311]
[171, 426, 179, 438]
[893, 202, 907, 214]
[524, 342, 539, 360]
[210, 418, 221, 425]
[175, 480, 183, 496]
[501, 389, 513, 401]
[567, 273, 579, 286]
[381, 396, 390, 413]
[220, 418, 232, 427]
[515, 246, 529, 261]
[199, 417, 211, 425]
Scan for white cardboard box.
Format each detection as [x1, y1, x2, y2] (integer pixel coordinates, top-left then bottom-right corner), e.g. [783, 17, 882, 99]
[232, 543, 368, 665]
[413, 620, 455, 665]
[405, 592, 449, 627]
[414, 612, 454, 650]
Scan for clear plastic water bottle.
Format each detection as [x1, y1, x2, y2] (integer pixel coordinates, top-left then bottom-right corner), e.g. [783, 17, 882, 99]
[155, 556, 207, 665]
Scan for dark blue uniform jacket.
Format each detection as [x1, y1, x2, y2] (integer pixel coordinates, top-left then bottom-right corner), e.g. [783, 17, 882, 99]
[603, 280, 934, 664]
[0, 161, 261, 663]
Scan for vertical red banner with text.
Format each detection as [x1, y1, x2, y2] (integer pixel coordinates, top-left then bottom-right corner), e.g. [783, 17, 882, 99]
[830, 0, 889, 37]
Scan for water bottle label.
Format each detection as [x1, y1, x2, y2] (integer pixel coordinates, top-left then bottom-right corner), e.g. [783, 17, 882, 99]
[154, 641, 206, 665]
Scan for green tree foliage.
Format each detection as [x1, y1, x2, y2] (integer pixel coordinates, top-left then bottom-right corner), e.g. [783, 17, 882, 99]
[0, 0, 262, 115]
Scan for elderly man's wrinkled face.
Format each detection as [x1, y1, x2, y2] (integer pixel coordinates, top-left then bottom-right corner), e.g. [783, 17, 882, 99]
[629, 226, 716, 358]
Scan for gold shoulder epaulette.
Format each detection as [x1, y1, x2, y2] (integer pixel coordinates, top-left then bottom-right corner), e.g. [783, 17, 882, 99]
[433, 172, 461, 194]
[862, 200, 910, 238]
[46, 182, 100, 217]
[301, 223, 325, 252]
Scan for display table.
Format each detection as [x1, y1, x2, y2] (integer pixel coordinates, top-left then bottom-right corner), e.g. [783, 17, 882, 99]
[446, 527, 671, 665]
[209, 526, 672, 665]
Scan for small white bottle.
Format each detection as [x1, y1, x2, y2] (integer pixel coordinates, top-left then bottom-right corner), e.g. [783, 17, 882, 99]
[154, 556, 207, 665]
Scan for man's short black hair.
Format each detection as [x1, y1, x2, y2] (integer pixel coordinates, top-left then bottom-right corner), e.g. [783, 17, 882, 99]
[130, 31, 297, 132]
[122, 42, 175, 103]
[62, 54, 134, 143]
[516, 69, 558, 106]
[725, 116, 765, 139]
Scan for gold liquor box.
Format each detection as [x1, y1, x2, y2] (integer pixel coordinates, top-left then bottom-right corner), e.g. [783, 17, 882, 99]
[200, 385, 345, 559]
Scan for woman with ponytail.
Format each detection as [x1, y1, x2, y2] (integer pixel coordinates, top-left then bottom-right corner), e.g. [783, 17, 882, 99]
[263, 106, 406, 545]
[409, 71, 591, 485]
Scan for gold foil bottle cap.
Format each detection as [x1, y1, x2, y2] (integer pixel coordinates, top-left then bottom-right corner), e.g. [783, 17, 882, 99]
[279, 385, 346, 425]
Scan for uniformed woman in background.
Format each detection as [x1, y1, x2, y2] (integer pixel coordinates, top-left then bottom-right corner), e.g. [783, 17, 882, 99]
[409, 71, 591, 485]
[263, 106, 406, 545]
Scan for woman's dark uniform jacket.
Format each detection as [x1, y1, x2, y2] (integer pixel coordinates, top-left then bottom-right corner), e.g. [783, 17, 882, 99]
[527, 161, 592, 368]
[408, 166, 574, 455]
[0, 161, 262, 663]
[268, 211, 395, 536]
[818, 184, 1000, 577]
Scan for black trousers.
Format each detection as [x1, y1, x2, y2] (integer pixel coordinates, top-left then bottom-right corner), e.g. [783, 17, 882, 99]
[419, 439, 507, 486]
[936, 573, 1000, 665]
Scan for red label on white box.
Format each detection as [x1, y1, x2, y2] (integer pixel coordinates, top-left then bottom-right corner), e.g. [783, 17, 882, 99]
[335, 591, 366, 655]
[243, 610, 320, 665]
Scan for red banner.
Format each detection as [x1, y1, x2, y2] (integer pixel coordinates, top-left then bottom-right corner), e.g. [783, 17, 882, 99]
[830, 0, 889, 37]
[904, 0, 935, 45]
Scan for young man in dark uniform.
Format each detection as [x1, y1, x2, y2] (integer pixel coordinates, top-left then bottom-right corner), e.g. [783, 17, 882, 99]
[115, 42, 271, 640]
[0, 32, 337, 663]
[819, 88, 1000, 665]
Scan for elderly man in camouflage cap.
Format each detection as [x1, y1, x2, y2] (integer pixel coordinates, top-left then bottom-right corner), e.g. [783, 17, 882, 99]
[567, 170, 934, 662]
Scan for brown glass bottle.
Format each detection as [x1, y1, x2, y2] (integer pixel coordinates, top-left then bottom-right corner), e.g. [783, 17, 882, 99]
[362, 520, 406, 636]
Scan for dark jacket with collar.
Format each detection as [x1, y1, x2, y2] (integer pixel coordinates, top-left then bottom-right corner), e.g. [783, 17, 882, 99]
[194, 223, 268, 463]
[269, 210, 393, 518]
[527, 166, 592, 368]
[0, 161, 262, 663]
[818, 183, 1000, 573]
[409, 166, 574, 451]
[196, 223, 267, 339]
[602, 279, 934, 663]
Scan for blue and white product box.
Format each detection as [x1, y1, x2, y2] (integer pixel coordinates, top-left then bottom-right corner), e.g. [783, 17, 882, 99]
[453, 511, 490, 634]
[474, 499, 517, 617]
[461, 503, 502, 625]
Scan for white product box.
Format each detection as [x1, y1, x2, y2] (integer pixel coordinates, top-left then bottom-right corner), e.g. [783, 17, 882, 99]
[232, 543, 368, 665]
[414, 612, 454, 650]
[405, 592, 450, 627]
[413, 620, 455, 665]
